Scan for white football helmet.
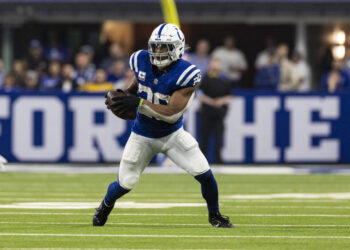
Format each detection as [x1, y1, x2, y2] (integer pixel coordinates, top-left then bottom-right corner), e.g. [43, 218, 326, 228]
[148, 23, 185, 68]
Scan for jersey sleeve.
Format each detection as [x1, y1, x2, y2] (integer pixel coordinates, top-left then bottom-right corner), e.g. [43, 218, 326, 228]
[129, 50, 147, 73]
[175, 64, 201, 88]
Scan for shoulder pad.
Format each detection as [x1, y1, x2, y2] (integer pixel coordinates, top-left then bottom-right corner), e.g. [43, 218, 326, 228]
[175, 62, 201, 88]
[129, 50, 148, 73]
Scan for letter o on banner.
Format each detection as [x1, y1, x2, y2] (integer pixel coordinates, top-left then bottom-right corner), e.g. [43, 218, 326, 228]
[12, 97, 64, 161]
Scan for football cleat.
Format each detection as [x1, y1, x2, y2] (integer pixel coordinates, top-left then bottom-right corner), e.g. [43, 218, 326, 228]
[209, 212, 234, 228]
[92, 200, 114, 226]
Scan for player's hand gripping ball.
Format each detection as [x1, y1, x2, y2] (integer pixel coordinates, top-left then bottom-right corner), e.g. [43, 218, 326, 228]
[105, 90, 138, 120]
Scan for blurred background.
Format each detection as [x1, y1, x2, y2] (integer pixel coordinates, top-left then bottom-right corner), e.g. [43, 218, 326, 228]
[0, 0, 349, 165]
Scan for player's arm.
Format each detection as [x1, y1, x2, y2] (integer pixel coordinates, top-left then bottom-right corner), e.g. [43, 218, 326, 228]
[138, 86, 196, 123]
[123, 76, 138, 96]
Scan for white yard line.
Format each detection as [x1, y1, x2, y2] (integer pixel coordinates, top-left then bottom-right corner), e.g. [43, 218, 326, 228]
[5, 164, 350, 174]
[223, 199, 347, 203]
[0, 248, 246, 250]
[0, 202, 206, 209]
[0, 212, 350, 217]
[0, 233, 350, 239]
[225, 205, 350, 209]
[0, 221, 349, 228]
[8, 249, 241, 250]
[1, 198, 347, 203]
[225, 193, 350, 199]
[0, 192, 201, 197]
[0, 201, 350, 209]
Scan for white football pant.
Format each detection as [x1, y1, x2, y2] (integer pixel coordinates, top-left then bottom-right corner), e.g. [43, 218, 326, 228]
[118, 127, 210, 190]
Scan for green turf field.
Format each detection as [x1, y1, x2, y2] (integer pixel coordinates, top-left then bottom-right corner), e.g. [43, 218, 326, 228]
[0, 172, 349, 249]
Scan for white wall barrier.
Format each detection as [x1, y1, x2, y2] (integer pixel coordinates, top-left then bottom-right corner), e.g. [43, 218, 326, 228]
[0, 91, 347, 163]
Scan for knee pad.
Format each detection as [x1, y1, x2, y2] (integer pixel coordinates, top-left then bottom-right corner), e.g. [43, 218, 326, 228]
[119, 174, 139, 190]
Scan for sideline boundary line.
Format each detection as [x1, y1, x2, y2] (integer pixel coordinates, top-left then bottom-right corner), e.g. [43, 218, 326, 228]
[1, 212, 350, 217]
[0, 233, 350, 239]
[0, 221, 349, 228]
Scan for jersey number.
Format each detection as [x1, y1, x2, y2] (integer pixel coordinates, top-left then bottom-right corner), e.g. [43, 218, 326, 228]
[138, 84, 170, 105]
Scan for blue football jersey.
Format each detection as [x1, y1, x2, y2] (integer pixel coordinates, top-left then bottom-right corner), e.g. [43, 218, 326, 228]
[129, 50, 201, 138]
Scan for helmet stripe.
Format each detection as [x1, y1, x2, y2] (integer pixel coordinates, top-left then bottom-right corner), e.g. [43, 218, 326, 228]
[157, 23, 167, 38]
[174, 27, 184, 41]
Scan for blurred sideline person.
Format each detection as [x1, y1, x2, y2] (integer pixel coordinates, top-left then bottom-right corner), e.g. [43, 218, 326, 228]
[212, 36, 247, 89]
[292, 51, 311, 91]
[114, 68, 134, 90]
[1, 73, 18, 91]
[254, 50, 280, 90]
[61, 64, 77, 92]
[198, 58, 232, 164]
[13, 59, 27, 88]
[26, 39, 47, 76]
[255, 37, 276, 69]
[100, 43, 128, 73]
[321, 60, 350, 92]
[276, 44, 298, 91]
[44, 31, 70, 62]
[74, 51, 96, 86]
[107, 60, 126, 84]
[93, 23, 233, 228]
[79, 69, 114, 92]
[40, 61, 62, 90]
[0, 59, 5, 88]
[24, 71, 39, 90]
[188, 39, 210, 75]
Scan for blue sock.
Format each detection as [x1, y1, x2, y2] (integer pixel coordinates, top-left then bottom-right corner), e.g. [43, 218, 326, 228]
[194, 169, 219, 214]
[104, 181, 130, 207]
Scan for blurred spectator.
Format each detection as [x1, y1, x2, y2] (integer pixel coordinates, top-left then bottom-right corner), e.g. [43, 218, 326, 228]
[276, 44, 298, 91]
[2, 73, 19, 91]
[255, 37, 276, 69]
[79, 69, 114, 92]
[40, 61, 62, 90]
[26, 39, 47, 75]
[321, 60, 350, 92]
[107, 60, 126, 83]
[80, 45, 95, 62]
[188, 39, 210, 75]
[13, 59, 27, 88]
[292, 51, 311, 91]
[254, 50, 280, 90]
[100, 43, 128, 74]
[0, 59, 5, 88]
[212, 36, 247, 89]
[198, 58, 232, 164]
[320, 46, 334, 72]
[74, 52, 96, 86]
[44, 32, 70, 62]
[115, 68, 134, 90]
[61, 63, 77, 92]
[24, 71, 39, 90]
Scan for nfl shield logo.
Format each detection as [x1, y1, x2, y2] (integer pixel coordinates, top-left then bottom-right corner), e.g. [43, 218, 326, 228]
[154, 79, 158, 84]
[138, 71, 146, 81]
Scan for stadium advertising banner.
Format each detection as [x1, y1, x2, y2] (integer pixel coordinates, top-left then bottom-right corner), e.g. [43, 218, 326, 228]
[0, 91, 349, 163]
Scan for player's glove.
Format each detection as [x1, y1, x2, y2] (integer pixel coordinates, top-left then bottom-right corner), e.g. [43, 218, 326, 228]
[111, 95, 141, 116]
[105, 89, 125, 110]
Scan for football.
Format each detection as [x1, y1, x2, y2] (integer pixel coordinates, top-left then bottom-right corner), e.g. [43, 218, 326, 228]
[106, 90, 137, 120]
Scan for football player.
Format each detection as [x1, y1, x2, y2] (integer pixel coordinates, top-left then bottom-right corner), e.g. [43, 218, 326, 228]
[93, 23, 233, 228]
